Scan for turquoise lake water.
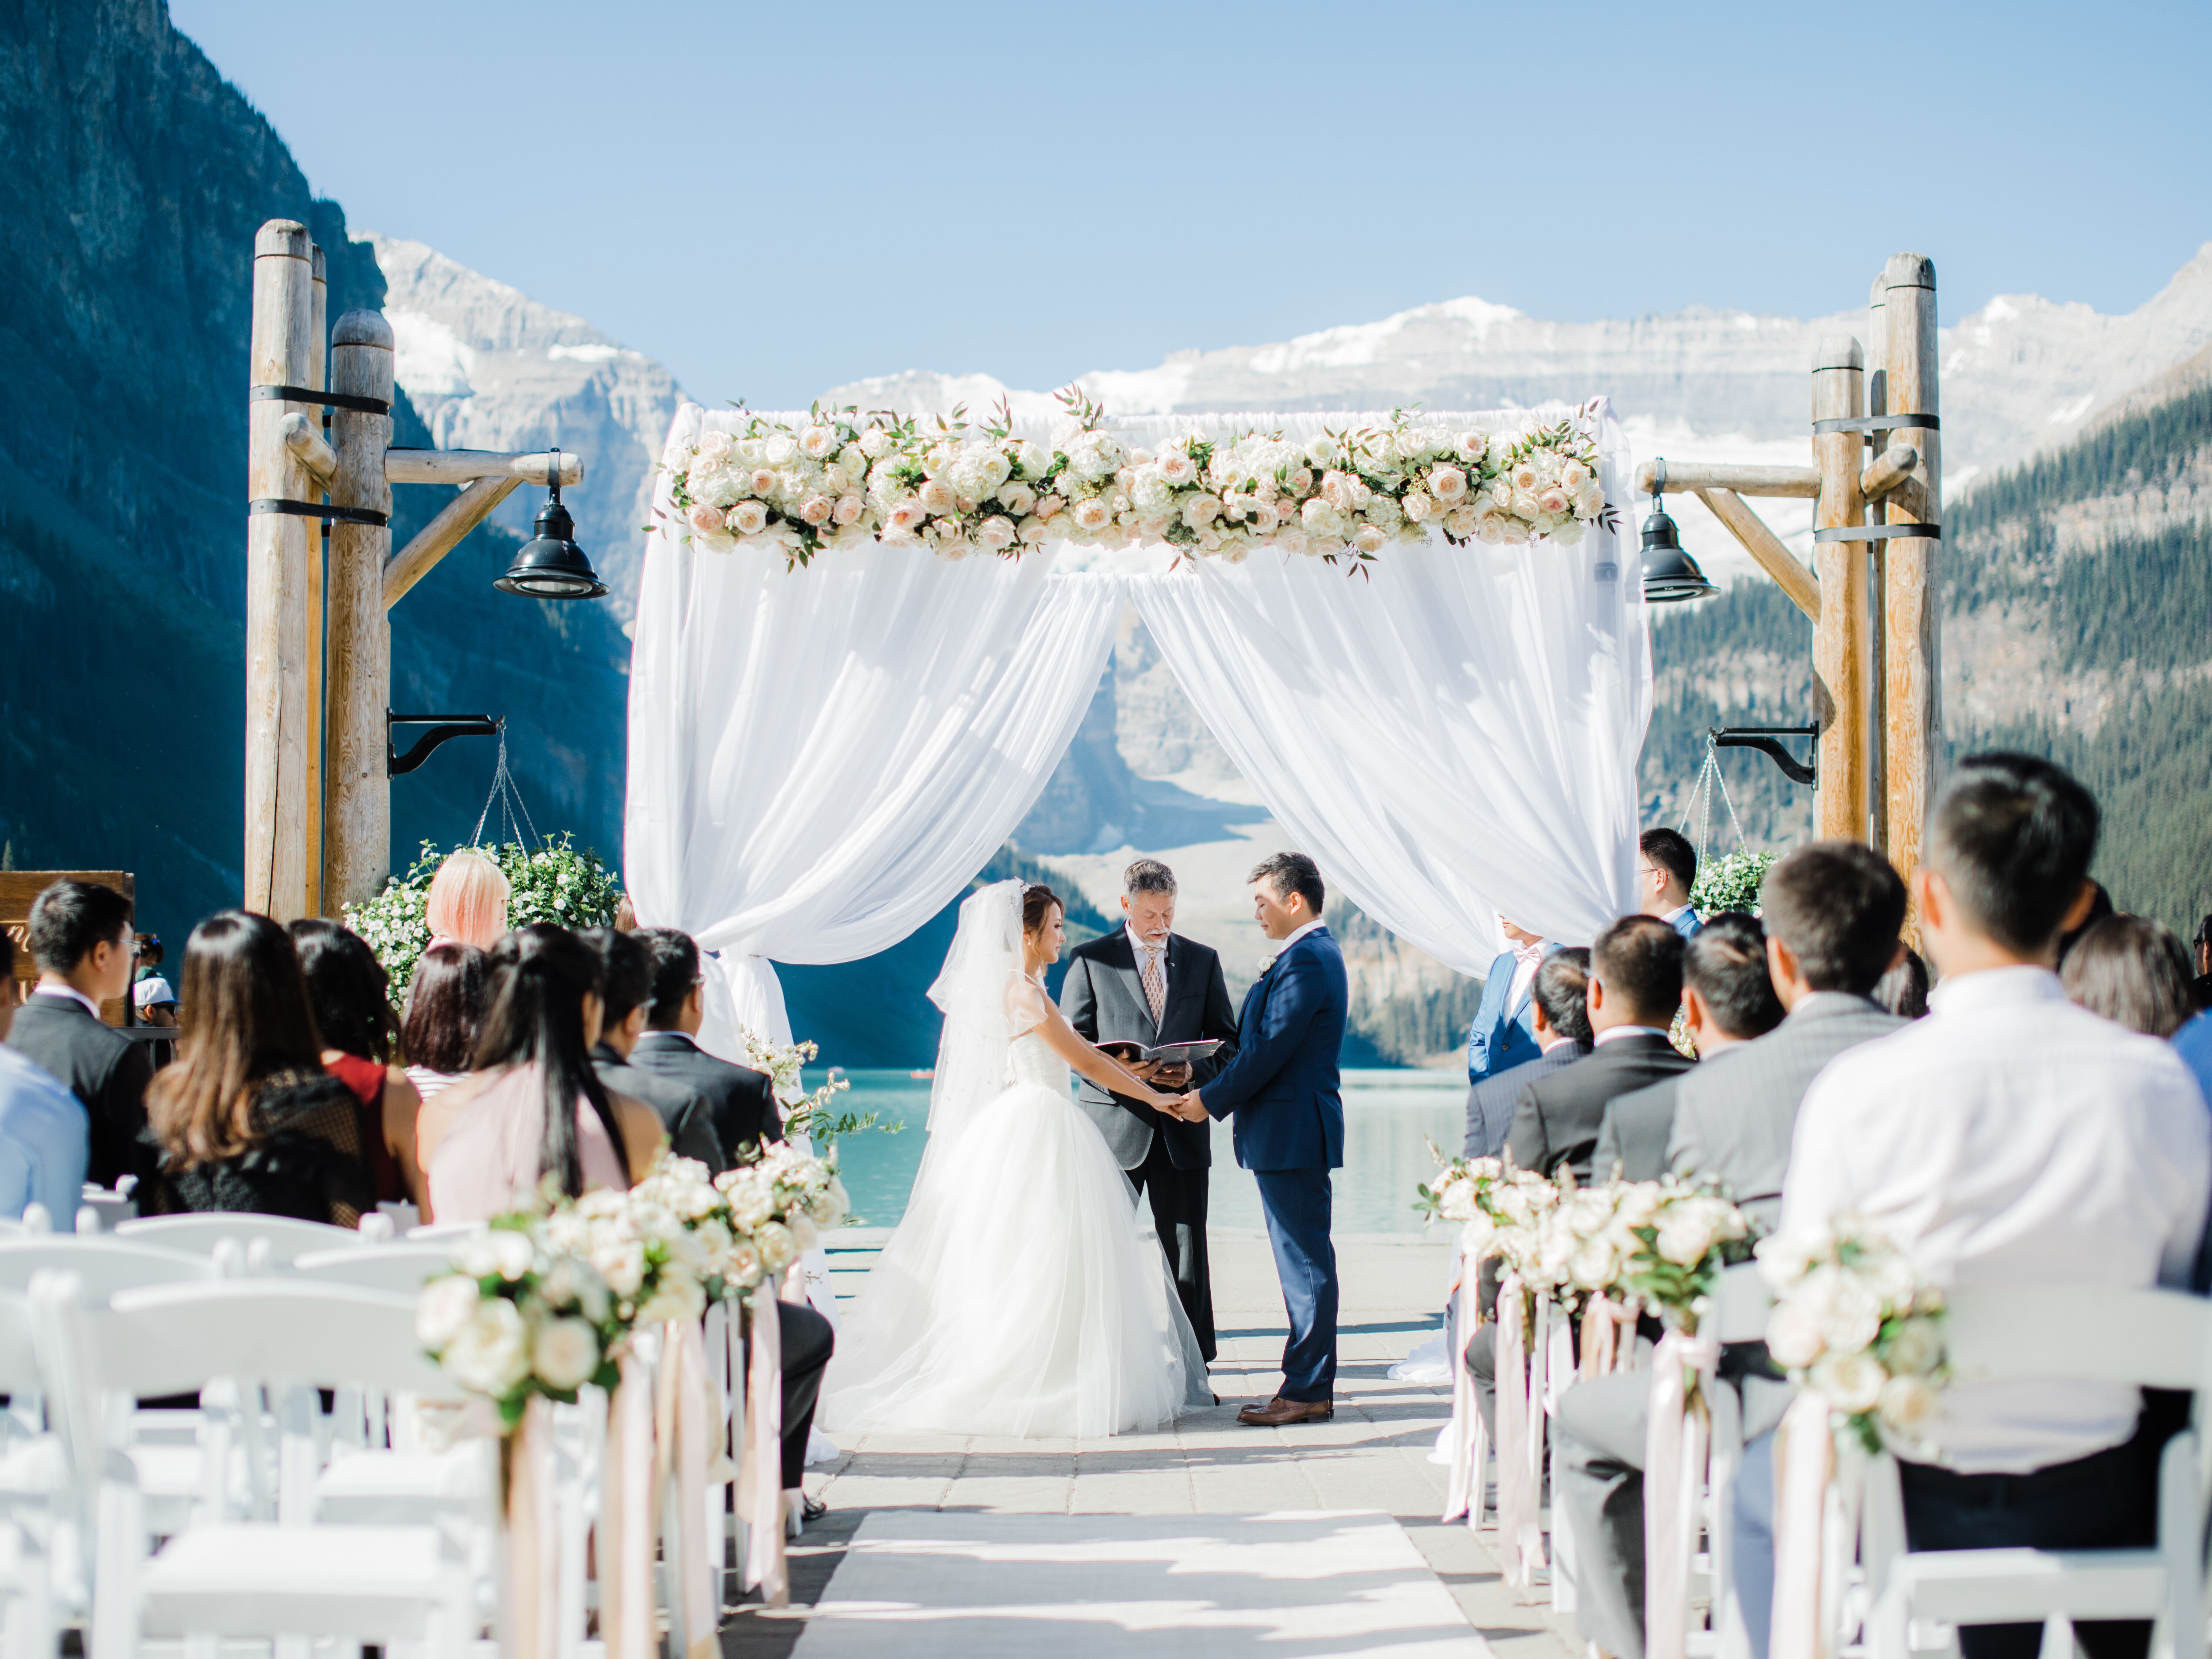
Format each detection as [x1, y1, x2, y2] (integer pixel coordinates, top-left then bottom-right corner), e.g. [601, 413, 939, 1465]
[821, 1067, 1464, 1237]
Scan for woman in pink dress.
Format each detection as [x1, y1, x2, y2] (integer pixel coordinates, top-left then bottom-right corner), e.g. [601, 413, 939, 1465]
[418, 924, 665, 1221]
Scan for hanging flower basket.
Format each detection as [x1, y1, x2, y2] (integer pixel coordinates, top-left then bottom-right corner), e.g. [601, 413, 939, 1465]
[344, 835, 623, 995]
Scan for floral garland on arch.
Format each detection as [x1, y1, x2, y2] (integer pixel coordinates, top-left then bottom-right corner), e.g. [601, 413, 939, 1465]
[662, 389, 1620, 573]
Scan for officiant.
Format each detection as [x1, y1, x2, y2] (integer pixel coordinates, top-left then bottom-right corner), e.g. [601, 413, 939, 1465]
[1061, 858, 1241, 1360]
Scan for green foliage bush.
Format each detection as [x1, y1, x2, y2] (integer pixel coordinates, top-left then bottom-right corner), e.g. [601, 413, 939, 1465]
[345, 835, 622, 995]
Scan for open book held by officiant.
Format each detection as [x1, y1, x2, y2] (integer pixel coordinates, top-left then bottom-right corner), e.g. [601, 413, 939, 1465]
[1098, 1038, 1225, 1067]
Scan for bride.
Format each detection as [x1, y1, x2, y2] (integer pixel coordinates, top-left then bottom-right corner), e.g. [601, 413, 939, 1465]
[819, 879, 1213, 1438]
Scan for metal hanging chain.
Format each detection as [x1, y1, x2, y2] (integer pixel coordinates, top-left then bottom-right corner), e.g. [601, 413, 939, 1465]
[470, 721, 539, 852]
[1677, 734, 1749, 868]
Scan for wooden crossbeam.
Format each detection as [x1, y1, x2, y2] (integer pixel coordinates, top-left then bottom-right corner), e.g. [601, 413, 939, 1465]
[387, 448, 582, 487]
[1634, 460, 1820, 498]
[383, 475, 524, 610]
[1691, 488, 1821, 622]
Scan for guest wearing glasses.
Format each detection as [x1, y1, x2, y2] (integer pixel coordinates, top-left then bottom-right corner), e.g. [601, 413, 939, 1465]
[1636, 827, 1703, 938]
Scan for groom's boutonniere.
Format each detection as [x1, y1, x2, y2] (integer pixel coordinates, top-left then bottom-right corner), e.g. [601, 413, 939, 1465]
[1256, 954, 1277, 976]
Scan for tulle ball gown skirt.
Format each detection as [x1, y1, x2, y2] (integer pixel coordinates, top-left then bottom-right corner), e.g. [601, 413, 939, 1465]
[820, 1083, 1212, 1439]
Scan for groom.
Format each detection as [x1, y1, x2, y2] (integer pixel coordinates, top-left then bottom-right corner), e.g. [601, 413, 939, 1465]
[1173, 851, 1346, 1426]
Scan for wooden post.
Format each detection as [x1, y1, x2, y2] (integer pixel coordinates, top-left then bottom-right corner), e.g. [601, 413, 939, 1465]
[1882, 253, 1942, 910]
[323, 311, 397, 915]
[1863, 274, 1888, 854]
[244, 220, 317, 920]
[1811, 334, 1869, 843]
[305, 244, 328, 917]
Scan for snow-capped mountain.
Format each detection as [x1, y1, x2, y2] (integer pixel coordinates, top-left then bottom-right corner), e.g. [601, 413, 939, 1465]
[367, 235, 686, 607]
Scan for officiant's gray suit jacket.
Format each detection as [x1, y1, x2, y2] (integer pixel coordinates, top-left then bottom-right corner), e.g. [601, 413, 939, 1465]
[1060, 929, 1240, 1172]
[1665, 991, 1907, 1228]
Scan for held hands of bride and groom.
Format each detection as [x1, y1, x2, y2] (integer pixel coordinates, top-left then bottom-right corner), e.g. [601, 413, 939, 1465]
[1021, 897, 1196, 1115]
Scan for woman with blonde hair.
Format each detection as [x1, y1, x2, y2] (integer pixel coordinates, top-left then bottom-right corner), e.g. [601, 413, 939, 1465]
[426, 848, 510, 951]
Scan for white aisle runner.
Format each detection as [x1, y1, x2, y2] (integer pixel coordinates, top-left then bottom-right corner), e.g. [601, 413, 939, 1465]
[789, 1509, 1488, 1658]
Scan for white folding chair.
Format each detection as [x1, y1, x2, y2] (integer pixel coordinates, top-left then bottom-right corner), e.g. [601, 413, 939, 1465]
[113, 1212, 361, 1266]
[34, 1275, 480, 1659]
[1686, 1262, 1775, 1659]
[289, 1242, 452, 1296]
[1861, 1286, 2212, 1659]
[0, 1294, 61, 1659]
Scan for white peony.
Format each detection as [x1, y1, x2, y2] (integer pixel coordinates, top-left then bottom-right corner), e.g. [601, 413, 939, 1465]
[444, 1298, 532, 1397]
[755, 1221, 798, 1273]
[1810, 1350, 1887, 1414]
[532, 1316, 601, 1391]
[1877, 1373, 1939, 1431]
[1765, 1296, 1826, 1368]
[729, 501, 770, 537]
[416, 1275, 483, 1350]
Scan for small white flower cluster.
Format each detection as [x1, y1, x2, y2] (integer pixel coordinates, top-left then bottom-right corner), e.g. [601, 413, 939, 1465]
[1423, 1153, 1750, 1326]
[1757, 1215, 1948, 1451]
[661, 392, 1614, 570]
[415, 1222, 618, 1421]
[1690, 849, 1778, 919]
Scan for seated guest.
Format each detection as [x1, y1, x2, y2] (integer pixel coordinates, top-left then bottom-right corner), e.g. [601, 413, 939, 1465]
[1785, 755, 2207, 1659]
[1637, 827, 1703, 937]
[0, 928, 88, 1221]
[2054, 876, 2115, 968]
[2061, 914, 2195, 1038]
[1466, 919, 1692, 1439]
[1464, 916, 1551, 1086]
[2189, 915, 2212, 1012]
[1872, 944, 1931, 1019]
[417, 925, 666, 1222]
[140, 912, 375, 1228]
[628, 930, 782, 1162]
[776, 1299, 837, 1525]
[1594, 913, 1781, 1182]
[290, 919, 425, 1212]
[1506, 915, 1692, 1182]
[1465, 948, 1591, 1160]
[1558, 845, 1908, 1659]
[424, 848, 510, 952]
[7, 879, 153, 1188]
[402, 942, 486, 1102]
[580, 927, 726, 1171]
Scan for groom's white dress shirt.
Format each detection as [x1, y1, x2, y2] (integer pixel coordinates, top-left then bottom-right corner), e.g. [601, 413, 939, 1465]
[1782, 965, 2210, 1473]
[1279, 919, 1327, 953]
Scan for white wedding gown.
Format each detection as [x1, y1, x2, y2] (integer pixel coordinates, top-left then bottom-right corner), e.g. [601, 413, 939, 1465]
[820, 954, 1211, 1439]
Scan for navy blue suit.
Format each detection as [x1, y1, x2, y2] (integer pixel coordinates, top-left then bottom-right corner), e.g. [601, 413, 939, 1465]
[1669, 907, 1704, 939]
[1466, 946, 1546, 1085]
[1199, 925, 1346, 1402]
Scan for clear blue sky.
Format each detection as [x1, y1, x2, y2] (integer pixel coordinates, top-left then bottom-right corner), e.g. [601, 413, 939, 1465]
[171, 0, 2212, 411]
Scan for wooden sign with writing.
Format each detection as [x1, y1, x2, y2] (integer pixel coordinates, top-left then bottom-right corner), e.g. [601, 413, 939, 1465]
[1, 871, 137, 1025]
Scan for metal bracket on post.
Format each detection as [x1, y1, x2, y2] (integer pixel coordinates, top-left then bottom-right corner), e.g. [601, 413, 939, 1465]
[387, 712, 502, 777]
[1710, 725, 1818, 788]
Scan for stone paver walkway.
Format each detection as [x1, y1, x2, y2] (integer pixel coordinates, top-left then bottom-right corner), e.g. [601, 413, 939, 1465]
[722, 1230, 1580, 1658]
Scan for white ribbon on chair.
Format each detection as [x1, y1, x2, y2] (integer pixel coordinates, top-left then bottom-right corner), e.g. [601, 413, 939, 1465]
[1493, 1275, 1550, 1587]
[1768, 1389, 1834, 1659]
[735, 1272, 794, 1606]
[1443, 1238, 1491, 1526]
[505, 1396, 559, 1659]
[599, 1347, 658, 1659]
[654, 1321, 724, 1659]
[1643, 1328, 1722, 1659]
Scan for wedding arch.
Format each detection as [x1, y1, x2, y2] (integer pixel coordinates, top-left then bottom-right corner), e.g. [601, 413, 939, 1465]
[623, 399, 1652, 1052]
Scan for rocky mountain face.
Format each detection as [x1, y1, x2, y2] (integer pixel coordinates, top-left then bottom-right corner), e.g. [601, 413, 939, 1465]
[367, 236, 686, 610]
[0, 0, 630, 948]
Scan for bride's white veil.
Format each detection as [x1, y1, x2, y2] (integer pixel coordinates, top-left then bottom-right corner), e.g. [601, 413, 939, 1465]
[922, 879, 1025, 1145]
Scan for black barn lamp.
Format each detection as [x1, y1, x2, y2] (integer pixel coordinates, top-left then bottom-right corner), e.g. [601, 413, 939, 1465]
[1638, 459, 1718, 603]
[496, 451, 607, 600]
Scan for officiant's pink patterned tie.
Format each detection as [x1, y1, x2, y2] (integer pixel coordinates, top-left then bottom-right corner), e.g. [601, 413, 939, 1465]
[1141, 944, 1166, 1027]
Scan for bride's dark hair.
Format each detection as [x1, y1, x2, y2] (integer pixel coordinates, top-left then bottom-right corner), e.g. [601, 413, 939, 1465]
[1021, 883, 1062, 935]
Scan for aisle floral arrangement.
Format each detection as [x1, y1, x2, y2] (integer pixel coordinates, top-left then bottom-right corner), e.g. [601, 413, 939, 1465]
[416, 1145, 848, 1429]
[1757, 1215, 1949, 1452]
[662, 389, 1619, 572]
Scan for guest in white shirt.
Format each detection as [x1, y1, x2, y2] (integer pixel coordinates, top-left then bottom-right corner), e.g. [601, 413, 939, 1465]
[1781, 753, 2209, 1659]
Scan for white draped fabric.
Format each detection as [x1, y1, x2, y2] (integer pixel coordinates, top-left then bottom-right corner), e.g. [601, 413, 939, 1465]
[1127, 411, 1644, 966]
[625, 408, 1121, 1050]
[625, 400, 1650, 1045]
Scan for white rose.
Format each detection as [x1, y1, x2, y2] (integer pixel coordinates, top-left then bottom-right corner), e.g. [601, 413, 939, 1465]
[1302, 498, 1345, 537]
[1303, 434, 1339, 467]
[918, 478, 957, 516]
[1537, 486, 1571, 518]
[885, 499, 924, 533]
[729, 501, 769, 537]
[834, 494, 865, 526]
[444, 1298, 531, 1397]
[1570, 1235, 1622, 1292]
[1817, 1272, 1885, 1356]
[799, 425, 836, 459]
[1576, 483, 1605, 520]
[1455, 432, 1488, 463]
[1016, 440, 1051, 476]
[1561, 460, 1590, 491]
[636, 1272, 706, 1327]
[532, 1316, 600, 1392]
[696, 429, 734, 462]
[755, 1221, 798, 1273]
[539, 1256, 610, 1323]
[1765, 1297, 1826, 1369]
[416, 1275, 482, 1350]
[685, 501, 727, 537]
[1403, 491, 1434, 523]
[858, 426, 892, 458]
[1877, 1373, 1939, 1431]
[1352, 524, 1387, 554]
[976, 514, 1016, 551]
[1655, 1208, 1718, 1267]
[1444, 505, 1481, 537]
[1810, 1350, 1887, 1414]
[724, 1241, 763, 1290]
[1071, 497, 1112, 532]
[1181, 492, 1223, 529]
[1429, 465, 1468, 502]
[999, 481, 1036, 515]
[595, 1239, 646, 1298]
[763, 433, 797, 465]
[1511, 459, 1542, 493]
[799, 494, 833, 526]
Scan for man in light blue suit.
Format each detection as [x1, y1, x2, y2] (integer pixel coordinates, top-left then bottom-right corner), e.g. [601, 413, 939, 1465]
[1639, 826, 1704, 938]
[1466, 917, 1551, 1084]
[1173, 851, 1346, 1428]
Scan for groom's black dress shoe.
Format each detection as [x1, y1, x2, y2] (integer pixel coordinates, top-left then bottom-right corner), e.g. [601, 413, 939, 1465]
[1236, 1395, 1334, 1426]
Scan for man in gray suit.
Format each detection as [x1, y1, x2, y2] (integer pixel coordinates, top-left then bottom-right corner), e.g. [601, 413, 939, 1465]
[1060, 858, 1240, 1360]
[1553, 842, 1909, 1659]
[1593, 913, 1783, 1180]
